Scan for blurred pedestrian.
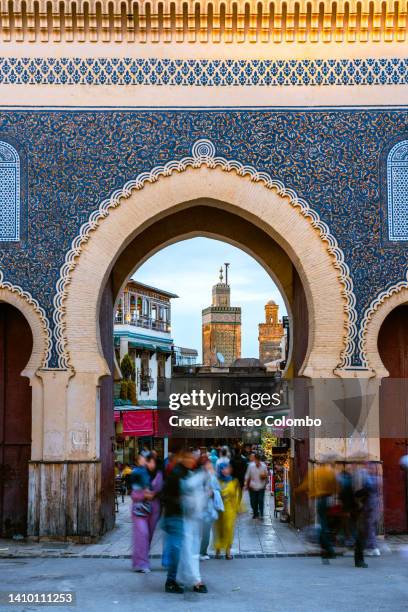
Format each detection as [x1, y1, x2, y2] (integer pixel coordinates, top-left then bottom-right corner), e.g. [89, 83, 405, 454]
[161, 452, 188, 593]
[216, 446, 230, 471]
[230, 447, 248, 500]
[209, 448, 219, 469]
[364, 462, 380, 557]
[337, 466, 354, 547]
[130, 454, 162, 573]
[296, 456, 337, 563]
[122, 463, 133, 494]
[176, 454, 208, 593]
[200, 456, 223, 560]
[244, 453, 268, 519]
[213, 464, 241, 559]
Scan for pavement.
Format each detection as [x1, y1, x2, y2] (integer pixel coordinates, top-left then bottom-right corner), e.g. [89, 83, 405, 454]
[1, 554, 408, 612]
[0, 490, 406, 559]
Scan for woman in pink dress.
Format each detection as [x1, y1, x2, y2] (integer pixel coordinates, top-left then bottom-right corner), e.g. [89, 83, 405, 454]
[131, 454, 163, 572]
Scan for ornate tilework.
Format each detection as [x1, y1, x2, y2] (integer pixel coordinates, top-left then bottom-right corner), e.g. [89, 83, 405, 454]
[53, 139, 356, 371]
[0, 141, 20, 241]
[0, 57, 408, 87]
[387, 140, 408, 241]
[0, 109, 407, 368]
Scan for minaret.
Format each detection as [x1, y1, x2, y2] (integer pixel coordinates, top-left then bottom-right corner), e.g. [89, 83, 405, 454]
[258, 300, 284, 364]
[202, 264, 241, 366]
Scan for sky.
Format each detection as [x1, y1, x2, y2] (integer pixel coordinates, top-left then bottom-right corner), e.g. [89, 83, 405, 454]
[135, 237, 286, 359]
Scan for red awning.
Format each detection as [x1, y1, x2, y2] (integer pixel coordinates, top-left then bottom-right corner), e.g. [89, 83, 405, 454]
[114, 411, 121, 423]
[122, 410, 154, 437]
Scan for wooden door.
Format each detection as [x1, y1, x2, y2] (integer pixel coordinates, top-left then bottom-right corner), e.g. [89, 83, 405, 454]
[0, 303, 32, 537]
[379, 304, 408, 533]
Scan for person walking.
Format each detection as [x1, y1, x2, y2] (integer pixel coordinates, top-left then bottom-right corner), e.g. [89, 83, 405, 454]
[209, 448, 219, 469]
[200, 456, 223, 560]
[162, 450, 207, 594]
[231, 447, 248, 500]
[130, 454, 162, 573]
[244, 453, 268, 519]
[364, 462, 380, 556]
[296, 457, 338, 563]
[213, 464, 241, 560]
[176, 456, 208, 593]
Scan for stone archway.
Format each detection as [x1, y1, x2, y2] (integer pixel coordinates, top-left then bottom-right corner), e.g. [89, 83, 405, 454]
[361, 280, 408, 377]
[29, 142, 358, 539]
[63, 167, 349, 380]
[0, 272, 51, 376]
[362, 284, 408, 533]
[0, 276, 50, 537]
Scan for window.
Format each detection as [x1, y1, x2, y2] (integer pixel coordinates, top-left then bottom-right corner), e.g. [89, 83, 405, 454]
[0, 141, 20, 242]
[387, 140, 408, 241]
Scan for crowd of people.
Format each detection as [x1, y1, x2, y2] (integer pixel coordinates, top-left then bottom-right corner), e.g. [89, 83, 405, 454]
[296, 455, 382, 568]
[115, 444, 269, 594]
[115, 447, 394, 592]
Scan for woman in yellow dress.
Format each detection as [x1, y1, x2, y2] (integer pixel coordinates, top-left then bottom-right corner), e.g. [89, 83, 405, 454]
[213, 464, 241, 560]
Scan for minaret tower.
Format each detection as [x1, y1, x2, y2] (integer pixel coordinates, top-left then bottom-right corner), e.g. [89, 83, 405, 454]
[202, 264, 241, 366]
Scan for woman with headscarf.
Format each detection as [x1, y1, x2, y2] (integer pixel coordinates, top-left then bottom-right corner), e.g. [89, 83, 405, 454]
[130, 453, 163, 573]
[213, 463, 241, 560]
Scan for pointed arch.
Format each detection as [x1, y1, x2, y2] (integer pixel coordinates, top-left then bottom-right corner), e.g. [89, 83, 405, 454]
[55, 139, 355, 377]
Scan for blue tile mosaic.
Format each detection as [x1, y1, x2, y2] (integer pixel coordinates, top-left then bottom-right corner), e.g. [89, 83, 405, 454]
[0, 57, 407, 87]
[0, 109, 406, 367]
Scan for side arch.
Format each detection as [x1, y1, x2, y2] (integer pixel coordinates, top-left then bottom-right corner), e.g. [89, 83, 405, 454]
[360, 272, 408, 377]
[59, 141, 353, 379]
[0, 271, 51, 374]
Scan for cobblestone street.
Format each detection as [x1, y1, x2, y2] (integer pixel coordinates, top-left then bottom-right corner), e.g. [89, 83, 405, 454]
[0, 490, 405, 560]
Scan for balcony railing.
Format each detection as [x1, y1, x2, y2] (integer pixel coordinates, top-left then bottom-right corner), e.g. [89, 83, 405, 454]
[115, 313, 170, 333]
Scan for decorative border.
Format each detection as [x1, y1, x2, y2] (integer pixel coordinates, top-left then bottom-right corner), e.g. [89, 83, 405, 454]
[1, 57, 408, 87]
[386, 140, 408, 242]
[0, 140, 20, 242]
[53, 138, 357, 371]
[358, 269, 408, 368]
[0, 270, 52, 367]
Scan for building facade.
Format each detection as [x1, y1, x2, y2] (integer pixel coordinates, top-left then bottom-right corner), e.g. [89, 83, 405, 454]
[172, 346, 199, 368]
[0, 0, 407, 540]
[113, 281, 176, 463]
[202, 266, 241, 366]
[258, 301, 285, 366]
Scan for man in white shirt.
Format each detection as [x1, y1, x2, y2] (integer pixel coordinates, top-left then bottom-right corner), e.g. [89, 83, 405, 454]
[244, 453, 268, 519]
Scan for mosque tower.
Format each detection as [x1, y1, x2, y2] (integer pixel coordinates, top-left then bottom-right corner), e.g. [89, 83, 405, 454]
[202, 264, 241, 366]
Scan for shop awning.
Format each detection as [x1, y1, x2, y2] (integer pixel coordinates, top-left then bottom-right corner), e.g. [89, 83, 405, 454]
[156, 346, 172, 354]
[114, 410, 121, 422]
[128, 342, 156, 351]
[122, 410, 154, 436]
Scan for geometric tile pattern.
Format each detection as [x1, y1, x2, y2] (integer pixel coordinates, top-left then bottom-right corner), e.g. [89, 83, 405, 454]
[0, 109, 408, 367]
[0, 141, 20, 241]
[0, 57, 408, 87]
[387, 140, 408, 241]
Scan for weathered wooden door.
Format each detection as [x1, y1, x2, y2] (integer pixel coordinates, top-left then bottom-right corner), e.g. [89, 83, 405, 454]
[379, 304, 408, 533]
[0, 303, 33, 537]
